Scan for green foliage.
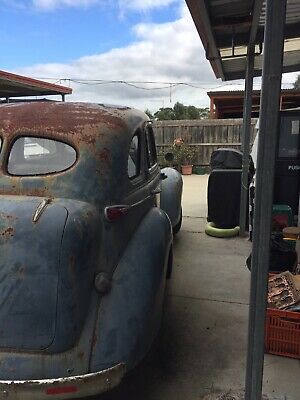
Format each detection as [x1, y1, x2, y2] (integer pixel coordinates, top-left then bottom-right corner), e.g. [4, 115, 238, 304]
[186, 105, 200, 119]
[294, 75, 300, 90]
[172, 138, 195, 166]
[198, 107, 210, 119]
[154, 102, 209, 121]
[158, 155, 171, 169]
[173, 102, 187, 119]
[154, 107, 175, 120]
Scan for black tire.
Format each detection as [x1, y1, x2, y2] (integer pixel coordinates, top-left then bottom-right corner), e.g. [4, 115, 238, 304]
[173, 207, 182, 235]
[166, 247, 173, 279]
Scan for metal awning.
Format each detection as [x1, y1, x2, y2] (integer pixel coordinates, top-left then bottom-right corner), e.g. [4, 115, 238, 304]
[186, 0, 300, 80]
[0, 70, 72, 99]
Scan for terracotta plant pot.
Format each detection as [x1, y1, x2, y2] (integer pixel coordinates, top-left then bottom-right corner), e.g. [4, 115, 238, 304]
[181, 165, 193, 175]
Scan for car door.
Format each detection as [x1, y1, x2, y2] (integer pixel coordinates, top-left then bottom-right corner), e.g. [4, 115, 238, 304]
[124, 128, 153, 227]
[93, 125, 171, 370]
[144, 122, 161, 207]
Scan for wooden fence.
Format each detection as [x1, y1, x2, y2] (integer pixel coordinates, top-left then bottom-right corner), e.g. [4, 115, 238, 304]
[153, 118, 258, 166]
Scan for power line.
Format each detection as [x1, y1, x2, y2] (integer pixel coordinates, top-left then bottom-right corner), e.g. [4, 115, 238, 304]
[35, 77, 250, 90]
[35, 77, 296, 92]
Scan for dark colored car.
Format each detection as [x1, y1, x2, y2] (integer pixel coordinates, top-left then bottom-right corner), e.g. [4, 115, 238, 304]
[0, 101, 183, 399]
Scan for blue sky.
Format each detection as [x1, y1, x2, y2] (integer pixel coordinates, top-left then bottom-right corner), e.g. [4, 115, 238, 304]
[0, 0, 297, 110]
[0, 0, 180, 70]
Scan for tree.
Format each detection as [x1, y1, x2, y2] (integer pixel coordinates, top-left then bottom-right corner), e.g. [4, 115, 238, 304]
[294, 75, 300, 90]
[154, 107, 175, 120]
[173, 102, 188, 119]
[186, 105, 200, 119]
[198, 107, 210, 119]
[144, 109, 154, 119]
[153, 103, 209, 121]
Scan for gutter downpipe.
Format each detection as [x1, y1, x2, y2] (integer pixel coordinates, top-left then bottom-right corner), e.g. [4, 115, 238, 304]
[239, 45, 255, 236]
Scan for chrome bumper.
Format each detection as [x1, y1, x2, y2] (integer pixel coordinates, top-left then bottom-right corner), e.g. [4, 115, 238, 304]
[0, 364, 126, 400]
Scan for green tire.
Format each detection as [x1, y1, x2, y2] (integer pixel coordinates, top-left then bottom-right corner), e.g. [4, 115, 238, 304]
[205, 222, 240, 238]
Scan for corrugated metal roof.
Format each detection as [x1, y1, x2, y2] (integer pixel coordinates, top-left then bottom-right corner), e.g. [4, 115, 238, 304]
[186, 0, 300, 81]
[0, 70, 72, 99]
[207, 89, 300, 96]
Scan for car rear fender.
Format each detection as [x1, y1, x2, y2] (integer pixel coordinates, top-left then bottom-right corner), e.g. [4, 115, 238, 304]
[160, 167, 183, 228]
[90, 207, 172, 373]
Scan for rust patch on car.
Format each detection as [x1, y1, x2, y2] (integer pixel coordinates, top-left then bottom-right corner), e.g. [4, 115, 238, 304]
[0, 102, 128, 139]
[0, 187, 51, 198]
[82, 135, 96, 145]
[97, 148, 111, 163]
[0, 212, 17, 221]
[0, 227, 14, 239]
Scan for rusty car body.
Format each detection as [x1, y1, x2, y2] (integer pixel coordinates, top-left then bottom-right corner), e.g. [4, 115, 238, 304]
[0, 101, 182, 399]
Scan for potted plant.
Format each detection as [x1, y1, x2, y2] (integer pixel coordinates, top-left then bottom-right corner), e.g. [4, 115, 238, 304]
[172, 138, 195, 175]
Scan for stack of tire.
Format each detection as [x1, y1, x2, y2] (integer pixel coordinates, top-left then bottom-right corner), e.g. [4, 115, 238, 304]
[205, 148, 254, 238]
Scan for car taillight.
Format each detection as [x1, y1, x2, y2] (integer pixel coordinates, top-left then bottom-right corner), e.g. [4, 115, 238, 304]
[105, 205, 129, 221]
[46, 386, 78, 395]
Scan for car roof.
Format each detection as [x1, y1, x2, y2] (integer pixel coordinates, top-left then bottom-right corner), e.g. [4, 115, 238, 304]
[0, 101, 148, 146]
[0, 101, 149, 203]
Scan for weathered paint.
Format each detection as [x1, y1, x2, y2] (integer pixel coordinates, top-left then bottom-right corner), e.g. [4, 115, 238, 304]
[0, 101, 146, 206]
[90, 208, 172, 372]
[0, 101, 181, 398]
[160, 167, 183, 228]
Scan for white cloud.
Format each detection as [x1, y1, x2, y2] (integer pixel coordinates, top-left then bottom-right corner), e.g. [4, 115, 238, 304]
[14, 3, 298, 114]
[15, 4, 218, 111]
[31, 0, 180, 11]
[32, 0, 101, 10]
[118, 0, 180, 12]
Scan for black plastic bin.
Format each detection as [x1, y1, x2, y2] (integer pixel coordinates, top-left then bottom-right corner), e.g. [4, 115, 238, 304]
[207, 149, 254, 229]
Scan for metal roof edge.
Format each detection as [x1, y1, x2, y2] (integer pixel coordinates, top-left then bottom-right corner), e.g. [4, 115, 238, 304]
[0, 70, 72, 95]
[186, 0, 225, 80]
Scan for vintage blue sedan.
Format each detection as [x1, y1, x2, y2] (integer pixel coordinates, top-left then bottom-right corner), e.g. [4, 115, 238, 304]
[0, 101, 182, 399]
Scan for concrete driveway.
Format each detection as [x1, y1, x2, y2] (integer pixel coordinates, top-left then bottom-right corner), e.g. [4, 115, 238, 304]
[91, 175, 300, 400]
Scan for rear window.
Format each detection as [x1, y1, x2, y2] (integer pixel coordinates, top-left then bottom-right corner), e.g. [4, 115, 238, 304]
[8, 137, 77, 176]
[128, 134, 140, 179]
[145, 126, 157, 168]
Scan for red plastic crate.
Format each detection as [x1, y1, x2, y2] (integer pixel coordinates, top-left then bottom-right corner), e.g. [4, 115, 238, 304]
[265, 308, 300, 359]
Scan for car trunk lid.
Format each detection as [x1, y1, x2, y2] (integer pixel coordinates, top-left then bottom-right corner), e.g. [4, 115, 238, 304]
[0, 196, 67, 351]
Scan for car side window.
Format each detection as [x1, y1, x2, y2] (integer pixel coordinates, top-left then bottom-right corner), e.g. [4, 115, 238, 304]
[128, 134, 140, 179]
[8, 137, 77, 176]
[145, 126, 157, 169]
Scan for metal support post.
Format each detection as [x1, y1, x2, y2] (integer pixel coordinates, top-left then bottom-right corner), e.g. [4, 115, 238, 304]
[239, 46, 255, 236]
[245, 1, 286, 399]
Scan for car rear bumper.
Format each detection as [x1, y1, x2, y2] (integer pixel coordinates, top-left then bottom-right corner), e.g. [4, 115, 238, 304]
[0, 363, 126, 400]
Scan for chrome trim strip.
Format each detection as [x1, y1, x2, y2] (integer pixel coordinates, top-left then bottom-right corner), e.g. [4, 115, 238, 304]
[0, 364, 126, 400]
[32, 198, 52, 223]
